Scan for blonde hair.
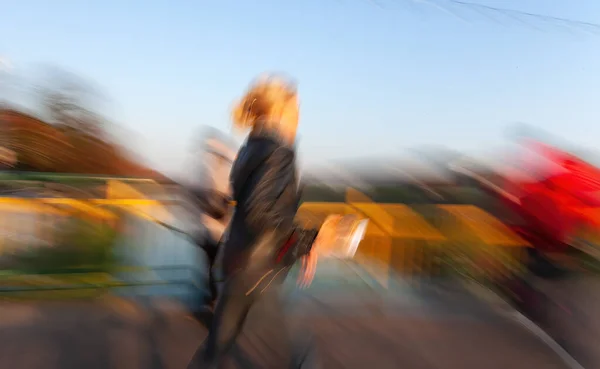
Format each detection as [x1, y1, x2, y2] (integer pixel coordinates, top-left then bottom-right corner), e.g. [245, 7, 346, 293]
[231, 74, 299, 134]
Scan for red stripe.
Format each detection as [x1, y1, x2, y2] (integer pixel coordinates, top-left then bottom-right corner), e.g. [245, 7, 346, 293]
[276, 233, 298, 263]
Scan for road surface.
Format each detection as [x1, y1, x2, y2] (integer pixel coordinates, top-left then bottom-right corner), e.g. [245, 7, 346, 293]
[0, 266, 580, 369]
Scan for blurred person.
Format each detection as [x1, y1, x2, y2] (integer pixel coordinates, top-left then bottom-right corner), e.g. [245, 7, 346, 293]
[191, 128, 237, 312]
[451, 142, 600, 348]
[191, 74, 332, 368]
[453, 166, 561, 309]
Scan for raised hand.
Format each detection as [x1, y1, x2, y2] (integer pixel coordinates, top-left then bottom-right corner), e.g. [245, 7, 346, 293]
[297, 214, 342, 288]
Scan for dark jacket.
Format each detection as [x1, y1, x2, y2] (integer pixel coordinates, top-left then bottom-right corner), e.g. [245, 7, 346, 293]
[220, 132, 316, 277]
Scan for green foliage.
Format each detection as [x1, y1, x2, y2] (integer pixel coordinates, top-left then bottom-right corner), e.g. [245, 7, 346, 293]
[301, 186, 346, 203]
[368, 185, 431, 204]
[301, 184, 494, 205]
[13, 219, 119, 274]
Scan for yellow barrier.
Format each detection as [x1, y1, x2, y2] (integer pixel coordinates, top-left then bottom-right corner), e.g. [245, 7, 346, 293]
[0, 198, 68, 215]
[0, 189, 557, 291]
[298, 193, 535, 286]
[106, 180, 151, 200]
[0, 197, 174, 222]
[438, 205, 529, 247]
[299, 191, 449, 286]
[106, 180, 173, 222]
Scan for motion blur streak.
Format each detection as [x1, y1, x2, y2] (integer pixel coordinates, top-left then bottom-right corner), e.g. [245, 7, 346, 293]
[1, 66, 600, 368]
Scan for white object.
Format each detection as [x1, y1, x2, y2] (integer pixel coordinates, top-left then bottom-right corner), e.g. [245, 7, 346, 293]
[319, 214, 369, 259]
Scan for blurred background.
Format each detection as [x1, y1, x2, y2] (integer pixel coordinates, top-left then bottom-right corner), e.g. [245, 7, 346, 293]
[2, 1, 600, 369]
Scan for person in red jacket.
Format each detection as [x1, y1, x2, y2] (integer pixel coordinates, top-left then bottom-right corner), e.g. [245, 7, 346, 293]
[453, 139, 600, 340]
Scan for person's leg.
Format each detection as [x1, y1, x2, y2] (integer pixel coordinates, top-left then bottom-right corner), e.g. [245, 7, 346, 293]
[193, 232, 219, 307]
[524, 246, 575, 347]
[239, 286, 296, 368]
[492, 249, 542, 322]
[190, 234, 220, 329]
[527, 247, 567, 279]
[507, 248, 556, 329]
[203, 275, 254, 365]
[204, 243, 219, 306]
[203, 265, 296, 367]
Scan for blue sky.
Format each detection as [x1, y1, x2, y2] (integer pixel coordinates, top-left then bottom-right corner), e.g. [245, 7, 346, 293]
[2, 0, 600, 177]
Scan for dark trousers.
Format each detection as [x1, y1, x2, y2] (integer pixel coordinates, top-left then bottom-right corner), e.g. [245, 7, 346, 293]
[504, 248, 570, 329]
[193, 266, 296, 368]
[203, 240, 219, 305]
[195, 234, 220, 309]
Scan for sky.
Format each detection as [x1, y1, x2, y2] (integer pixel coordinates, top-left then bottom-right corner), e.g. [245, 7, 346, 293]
[2, 0, 600, 178]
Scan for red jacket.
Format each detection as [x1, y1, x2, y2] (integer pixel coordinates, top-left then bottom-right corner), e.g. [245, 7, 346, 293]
[501, 141, 600, 250]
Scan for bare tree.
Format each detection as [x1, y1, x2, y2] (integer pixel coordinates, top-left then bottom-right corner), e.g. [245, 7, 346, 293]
[33, 67, 130, 175]
[38, 66, 106, 138]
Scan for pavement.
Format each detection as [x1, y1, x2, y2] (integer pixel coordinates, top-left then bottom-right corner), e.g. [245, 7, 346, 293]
[532, 275, 600, 369]
[0, 264, 585, 369]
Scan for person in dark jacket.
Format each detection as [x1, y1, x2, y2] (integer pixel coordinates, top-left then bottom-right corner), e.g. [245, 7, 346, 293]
[191, 75, 330, 368]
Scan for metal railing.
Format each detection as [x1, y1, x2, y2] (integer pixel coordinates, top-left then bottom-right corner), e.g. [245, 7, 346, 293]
[0, 178, 201, 301]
